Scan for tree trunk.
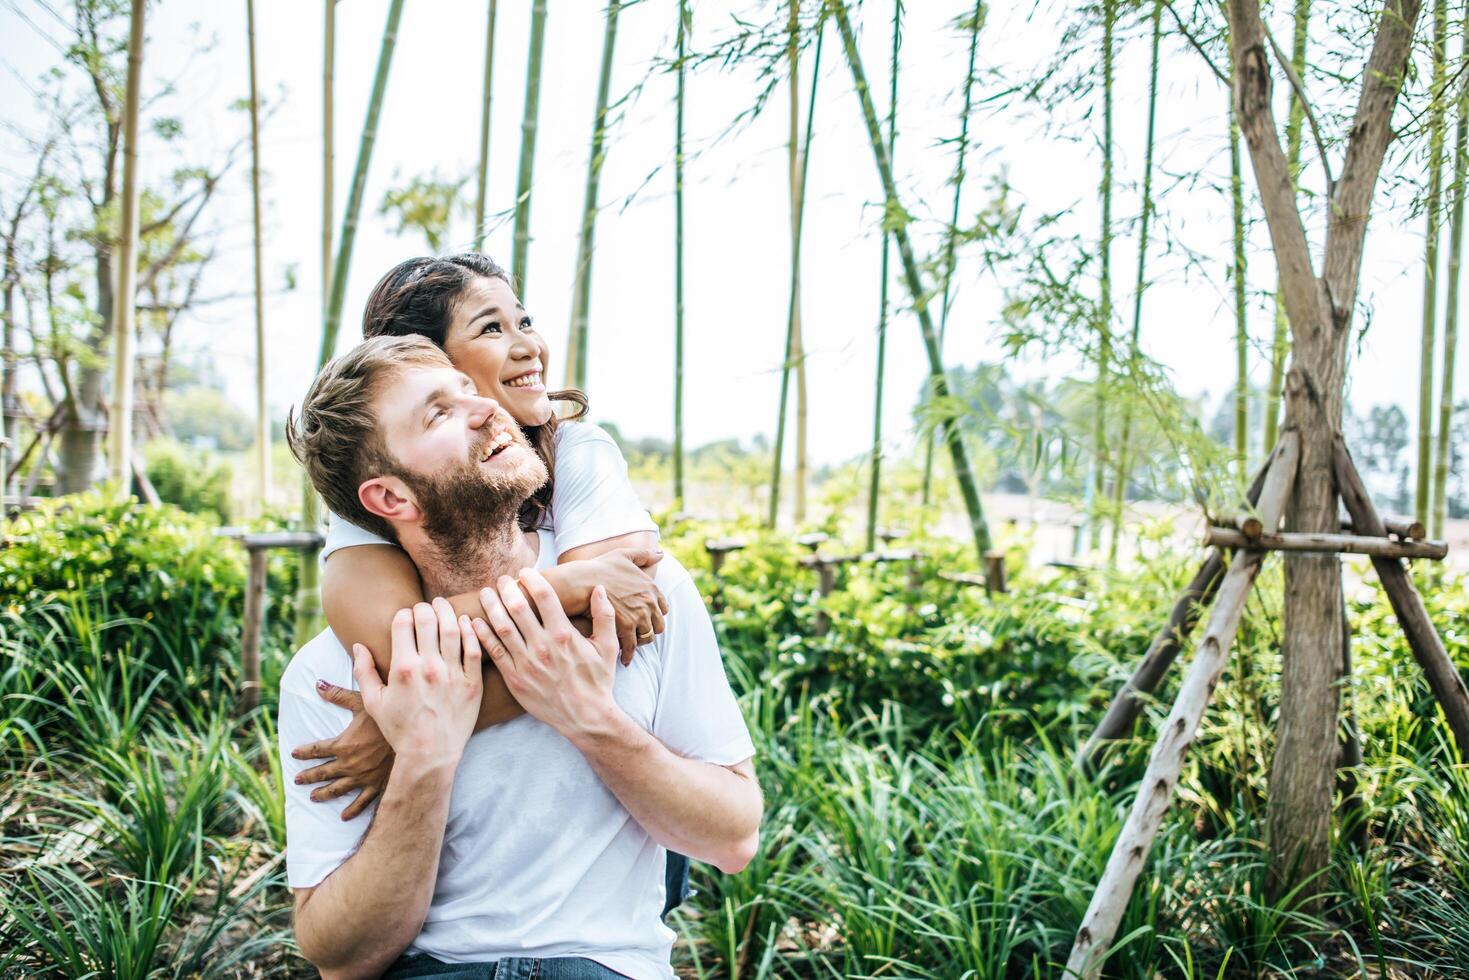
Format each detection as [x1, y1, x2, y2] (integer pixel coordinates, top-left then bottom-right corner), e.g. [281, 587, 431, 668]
[1433, 26, 1467, 538]
[511, 0, 549, 298]
[247, 0, 269, 514]
[1110, 0, 1161, 565]
[1417, 0, 1449, 520]
[473, 0, 498, 252]
[1227, 0, 1424, 909]
[107, 0, 146, 489]
[768, 12, 824, 529]
[672, 0, 688, 509]
[565, 0, 622, 392]
[864, 1, 900, 551]
[828, 0, 991, 557]
[1263, 0, 1310, 454]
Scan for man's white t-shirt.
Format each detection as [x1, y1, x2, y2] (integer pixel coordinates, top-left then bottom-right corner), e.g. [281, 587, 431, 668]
[279, 536, 753, 978]
[321, 421, 658, 562]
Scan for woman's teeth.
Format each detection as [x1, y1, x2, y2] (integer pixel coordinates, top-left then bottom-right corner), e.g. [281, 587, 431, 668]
[504, 372, 542, 389]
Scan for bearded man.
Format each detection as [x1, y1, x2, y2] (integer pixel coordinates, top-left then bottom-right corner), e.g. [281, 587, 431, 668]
[279, 335, 761, 980]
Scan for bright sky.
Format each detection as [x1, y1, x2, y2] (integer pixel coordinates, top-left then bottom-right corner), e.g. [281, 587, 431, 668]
[0, 0, 1460, 469]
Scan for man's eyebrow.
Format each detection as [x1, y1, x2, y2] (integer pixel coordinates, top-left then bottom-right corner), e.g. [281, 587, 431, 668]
[418, 385, 451, 415]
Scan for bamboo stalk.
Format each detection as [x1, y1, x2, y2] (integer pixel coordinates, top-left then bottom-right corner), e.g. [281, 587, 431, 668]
[1335, 437, 1469, 758]
[673, 0, 689, 508]
[827, 0, 991, 557]
[1109, 0, 1161, 564]
[472, 0, 499, 252]
[768, 11, 825, 529]
[1229, 102, 1249, 483]
[1203, 527, 1448, 560]
[511, 0, 549, 298]
[1417, 0, 1450, 520]
[322, 0, 334, 316]
[247, 0, 269, 515]
[922, 0, 984, 507]
[1067, 430, 1300, 980]
[1263, 0, 1309, 454]
[301, 0, 403, 644]
[108, 0, 146, 488]
[565, 0, 622, 392]
[791, 0, 809, 525]
[1433, 26, 1467, 538]
[1087, 0, 1116, 552]
[865, 0, 901, 552]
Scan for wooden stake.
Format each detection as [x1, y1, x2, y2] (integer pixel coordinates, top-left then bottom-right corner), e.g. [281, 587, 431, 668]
[1067, 431, 1300, 979]
[1334, 437, 1469, 758]
[1079, 446, 1277, 768]
[241, 548, 268, 716]
[1203, 526, 1447, 560]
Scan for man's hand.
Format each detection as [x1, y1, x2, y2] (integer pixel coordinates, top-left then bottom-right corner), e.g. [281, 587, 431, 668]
[354, 597, 483, 766]
[291, 683, 394, 820]
[472, 571, 621, 741]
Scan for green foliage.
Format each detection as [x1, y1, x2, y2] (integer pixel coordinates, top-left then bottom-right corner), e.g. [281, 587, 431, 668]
[144, 438, 235, 523]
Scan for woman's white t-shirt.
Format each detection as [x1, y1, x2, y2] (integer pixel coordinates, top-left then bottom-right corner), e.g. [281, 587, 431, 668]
[321, 421, 657, 560]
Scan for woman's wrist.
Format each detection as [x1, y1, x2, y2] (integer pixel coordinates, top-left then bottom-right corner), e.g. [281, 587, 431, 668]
[542, 562, 593, 616]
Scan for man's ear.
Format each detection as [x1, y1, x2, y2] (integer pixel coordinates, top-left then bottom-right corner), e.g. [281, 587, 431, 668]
[359, 476, 421, 526]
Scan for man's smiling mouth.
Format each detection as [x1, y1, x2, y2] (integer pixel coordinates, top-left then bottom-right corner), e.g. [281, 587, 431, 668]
[480, 428, 514, 463]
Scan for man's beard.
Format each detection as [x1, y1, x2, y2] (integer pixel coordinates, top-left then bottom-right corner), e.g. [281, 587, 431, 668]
[398, 429, 548, 572]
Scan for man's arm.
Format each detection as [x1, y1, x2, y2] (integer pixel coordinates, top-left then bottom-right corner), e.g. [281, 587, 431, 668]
[473, 572, 763, 873]
[293, 760, 456, 979]
[292, 600, 482, 978]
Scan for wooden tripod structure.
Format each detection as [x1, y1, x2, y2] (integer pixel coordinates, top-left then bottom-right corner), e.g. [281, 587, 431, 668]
[1065, 430, 1469, 977]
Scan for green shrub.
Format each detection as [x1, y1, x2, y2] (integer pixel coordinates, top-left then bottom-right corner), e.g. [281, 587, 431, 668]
[143, 439, 234, 523]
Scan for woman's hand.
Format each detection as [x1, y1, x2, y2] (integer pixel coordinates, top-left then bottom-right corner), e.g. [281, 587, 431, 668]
[291, 680, 395, 820]
[581, 548, 669, 664]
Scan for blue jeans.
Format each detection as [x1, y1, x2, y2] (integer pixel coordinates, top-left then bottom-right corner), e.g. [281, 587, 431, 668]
[384, 955, 627, 979]
[662, 850, 691, 918]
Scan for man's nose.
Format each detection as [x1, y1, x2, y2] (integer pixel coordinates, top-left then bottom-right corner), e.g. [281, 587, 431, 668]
[466, 395, 500, 429]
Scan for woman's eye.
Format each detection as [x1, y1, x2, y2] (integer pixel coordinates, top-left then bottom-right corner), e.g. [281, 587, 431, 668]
[480, 321, 502, 335]
[520, 317, 534, 332]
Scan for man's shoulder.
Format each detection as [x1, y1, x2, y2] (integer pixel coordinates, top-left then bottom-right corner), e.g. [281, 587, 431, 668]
[280, 628, 355, 702]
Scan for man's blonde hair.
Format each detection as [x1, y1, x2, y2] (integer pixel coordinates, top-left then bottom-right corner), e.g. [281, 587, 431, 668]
[285, 335, 452, 542]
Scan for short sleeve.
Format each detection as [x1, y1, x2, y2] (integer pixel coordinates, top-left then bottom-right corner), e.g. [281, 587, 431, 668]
[549, 423, 658, 556]
[320, 511, 397, 563]
[648, 563, 755, 767]
[277, 645, 374, 888]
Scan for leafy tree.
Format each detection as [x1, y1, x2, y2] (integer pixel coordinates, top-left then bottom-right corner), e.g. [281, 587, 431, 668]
[378, 170, 471, 253]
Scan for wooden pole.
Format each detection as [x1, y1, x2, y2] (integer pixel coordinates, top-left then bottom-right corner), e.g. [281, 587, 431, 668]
[1334, 437, 1469, 758]
[1203, 526, 1448, 560]
[241, 547, 268, 715]
[108, 0, 146, 487]
[672, 0, 688, 508]
[1079, 445, 1277, 767]
[1067, 430, 1300, 979]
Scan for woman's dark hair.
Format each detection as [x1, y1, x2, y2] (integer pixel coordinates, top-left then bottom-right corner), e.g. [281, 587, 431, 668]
[361, 253, 589, 531]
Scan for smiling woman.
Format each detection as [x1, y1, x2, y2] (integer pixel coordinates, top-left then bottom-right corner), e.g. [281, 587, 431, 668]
[295, 251, 694, 918]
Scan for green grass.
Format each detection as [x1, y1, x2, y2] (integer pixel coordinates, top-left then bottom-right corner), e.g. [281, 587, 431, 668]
[2, 493, 1468, 976]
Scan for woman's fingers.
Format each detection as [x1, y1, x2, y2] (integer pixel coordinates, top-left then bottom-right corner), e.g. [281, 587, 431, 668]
[291, 738, 336, 761]
[310, 777, 358, 804]
[340, 784, 381, 821]
[294, 760, 343, 785]
[314, 681, 363, 712]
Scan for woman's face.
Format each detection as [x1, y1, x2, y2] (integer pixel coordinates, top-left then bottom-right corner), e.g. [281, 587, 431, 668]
[441, 276, 553, 427]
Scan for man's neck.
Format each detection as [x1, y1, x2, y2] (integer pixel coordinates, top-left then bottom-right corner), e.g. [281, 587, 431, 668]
[405, 522, 540, 598]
